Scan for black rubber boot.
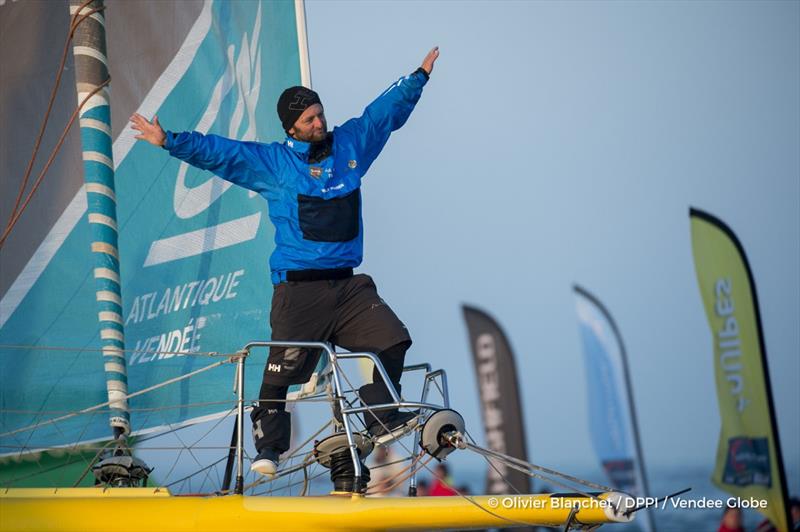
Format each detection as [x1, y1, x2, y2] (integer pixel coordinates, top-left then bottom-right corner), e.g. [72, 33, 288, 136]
[358, 381, 401, 434]
[359, 381, 419, 443]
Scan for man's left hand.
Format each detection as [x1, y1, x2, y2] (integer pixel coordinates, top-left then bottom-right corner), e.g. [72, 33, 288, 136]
[421, 46, 440, 75]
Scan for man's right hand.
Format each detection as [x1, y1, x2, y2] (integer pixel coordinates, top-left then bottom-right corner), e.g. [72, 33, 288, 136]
[421, 46, 439, 76]
[130, 113, 166, 147]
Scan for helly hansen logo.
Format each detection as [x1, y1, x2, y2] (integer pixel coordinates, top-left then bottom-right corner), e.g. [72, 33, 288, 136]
[253, 419, 264, 440]
[268, 363, 281, 372]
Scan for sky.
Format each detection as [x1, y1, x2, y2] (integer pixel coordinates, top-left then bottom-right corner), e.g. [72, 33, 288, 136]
[301, 0, 799, 482]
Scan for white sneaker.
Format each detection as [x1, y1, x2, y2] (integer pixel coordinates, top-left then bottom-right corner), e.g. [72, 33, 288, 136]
[251, 448, 279, 476]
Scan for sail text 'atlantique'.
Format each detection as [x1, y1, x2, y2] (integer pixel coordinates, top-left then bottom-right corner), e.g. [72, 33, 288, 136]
[124, 269, 245, 325]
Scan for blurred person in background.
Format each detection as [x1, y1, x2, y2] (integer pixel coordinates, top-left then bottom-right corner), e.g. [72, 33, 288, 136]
[429, 463, 457, 496]
[368, 446, 405, 495]
[719, 504, 744, 532]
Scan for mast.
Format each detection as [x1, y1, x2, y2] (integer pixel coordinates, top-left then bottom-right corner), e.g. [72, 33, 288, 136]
[68, 0, 130, 439]
[294, 0, 312, 88]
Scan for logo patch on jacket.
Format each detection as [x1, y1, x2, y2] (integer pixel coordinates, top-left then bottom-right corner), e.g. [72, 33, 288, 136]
[348, 160, 357, 169]
[309, 166, 322, 178]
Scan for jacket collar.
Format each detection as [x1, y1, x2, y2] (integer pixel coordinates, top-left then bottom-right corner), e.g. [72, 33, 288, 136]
[285, 133, 333, 164]
[284, 136, 311, 155]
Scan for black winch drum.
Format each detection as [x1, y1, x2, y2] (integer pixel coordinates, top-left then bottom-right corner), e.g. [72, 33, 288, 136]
[314, 432, 374, 468]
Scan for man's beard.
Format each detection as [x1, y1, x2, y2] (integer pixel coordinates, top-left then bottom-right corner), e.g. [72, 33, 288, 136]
[307, 133, 333, 164]
[295, 128, 327, 143]
[309, 129, 327, 142]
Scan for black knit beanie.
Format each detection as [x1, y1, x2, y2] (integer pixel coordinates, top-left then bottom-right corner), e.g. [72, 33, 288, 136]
[276, 86, 322, 132]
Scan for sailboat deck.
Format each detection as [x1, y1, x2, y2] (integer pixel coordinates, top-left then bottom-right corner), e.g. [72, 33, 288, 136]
[1, 489, 630, 531]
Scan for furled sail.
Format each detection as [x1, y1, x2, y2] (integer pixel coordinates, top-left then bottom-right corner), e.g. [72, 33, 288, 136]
[0, 0, 309, 458]
[462, 305, 531, 496]
[573, 285, 654, 532]
[689, 207, 791, 532]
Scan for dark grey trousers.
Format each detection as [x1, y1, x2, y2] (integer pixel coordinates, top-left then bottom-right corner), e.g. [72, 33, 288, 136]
[251, 273, 411, 453]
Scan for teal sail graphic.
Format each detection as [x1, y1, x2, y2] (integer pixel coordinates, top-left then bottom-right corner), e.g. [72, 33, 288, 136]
[0, 0, 309, 457]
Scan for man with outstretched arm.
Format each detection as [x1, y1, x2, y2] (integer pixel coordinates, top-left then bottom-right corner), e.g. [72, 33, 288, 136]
[131, 47, 439, 478]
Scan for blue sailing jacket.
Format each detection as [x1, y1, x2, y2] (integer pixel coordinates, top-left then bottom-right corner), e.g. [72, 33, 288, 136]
[164, 69, 428, 284]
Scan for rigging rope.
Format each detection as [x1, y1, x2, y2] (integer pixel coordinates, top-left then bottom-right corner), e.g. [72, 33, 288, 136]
[241, 419, 334, 493]
[364, 451, 430, 496]
[332, 361, 541, 529]
[466, 443, 601, 502]
[3, 342, 618, 522]
[0, 357, 233, 439]
[333, 361, 626, 527]
[0, 344, 223, 358]
[461, 439, 614, 495]
[463, 429, 523, 496]
[71, 438, 120, 487]
[2, 0, 102, 243]
[0, 77, 111, 249]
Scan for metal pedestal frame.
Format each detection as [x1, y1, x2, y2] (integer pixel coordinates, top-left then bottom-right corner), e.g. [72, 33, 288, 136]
[227, 341, 451, 495]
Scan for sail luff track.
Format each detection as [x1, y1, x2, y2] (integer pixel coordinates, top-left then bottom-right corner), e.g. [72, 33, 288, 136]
[68, 0, 130, 436]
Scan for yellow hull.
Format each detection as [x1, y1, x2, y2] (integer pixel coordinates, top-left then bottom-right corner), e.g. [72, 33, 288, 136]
[0, 488, 633, 531]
